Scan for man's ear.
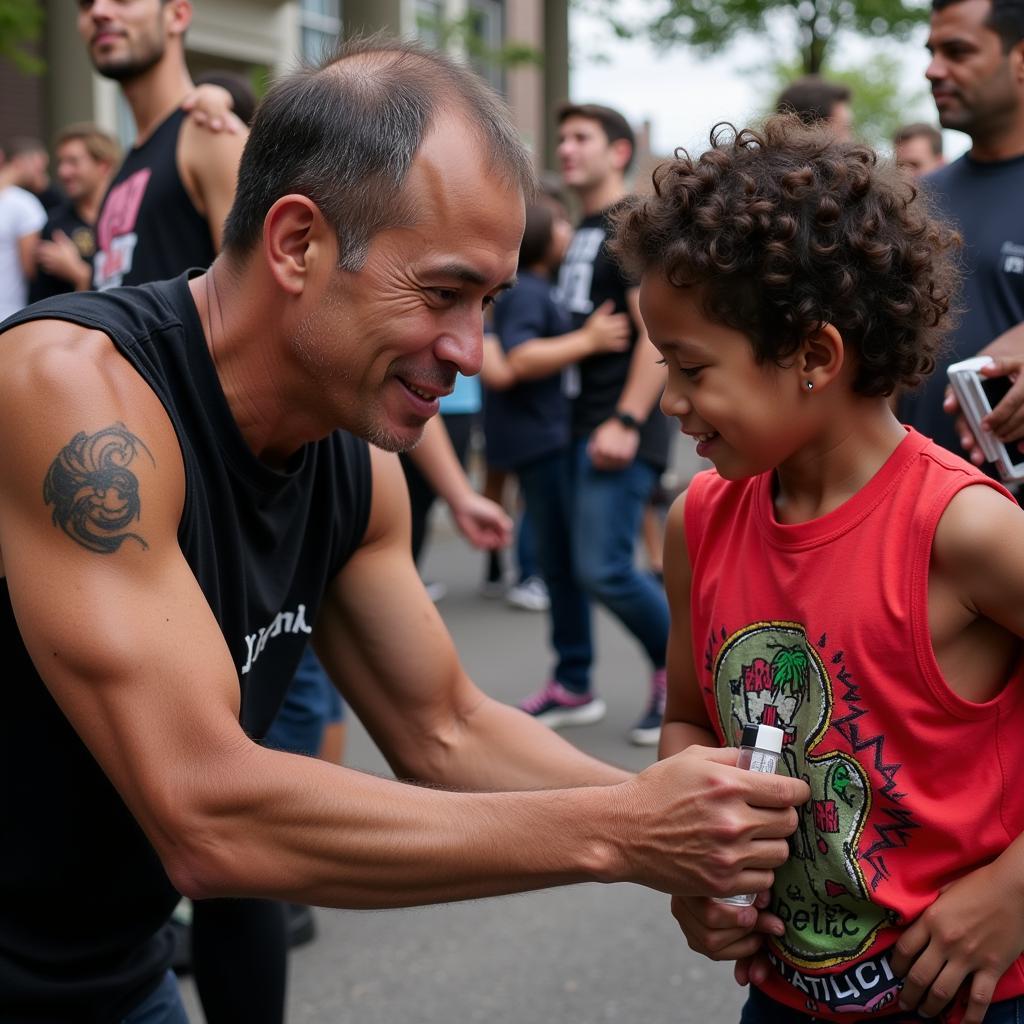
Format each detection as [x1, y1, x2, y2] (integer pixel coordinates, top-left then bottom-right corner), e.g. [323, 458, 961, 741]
[262, 195, 332, 297]
[798, 323, 845, 392]
[610, 138, 633, 175]
[165, 0, 193, 37]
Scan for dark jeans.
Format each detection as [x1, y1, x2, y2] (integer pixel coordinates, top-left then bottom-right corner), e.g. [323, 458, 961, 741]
[741, 985, 1024, 1023]
[518, 447, 593, 690]
[122, 971, 189, 1024]
[570, 440, 668, 670]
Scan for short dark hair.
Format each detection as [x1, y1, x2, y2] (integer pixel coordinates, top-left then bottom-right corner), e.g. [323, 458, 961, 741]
[4, 136, 46, 159]
[611, 114, 960, 398]
[893, 122, 944, 156]
[776, 76, 852, 126]
[556, 102, 636, 172]
[518, 204, 555, 270]
[932, 0, 1024, 51]
[222, 35, 535, 270]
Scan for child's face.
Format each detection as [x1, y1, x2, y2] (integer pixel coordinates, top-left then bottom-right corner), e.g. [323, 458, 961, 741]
[639, 273, 811, 480]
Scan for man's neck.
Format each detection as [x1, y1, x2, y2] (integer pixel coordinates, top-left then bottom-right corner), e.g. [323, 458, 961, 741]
[121, 56, 194, 143]
[968, 112, 1024, 162]
[76, 189, 105, 227]
[576, 175, 627, 217]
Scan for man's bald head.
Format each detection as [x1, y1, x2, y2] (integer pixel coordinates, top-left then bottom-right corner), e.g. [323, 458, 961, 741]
[222, 35, 535, 270]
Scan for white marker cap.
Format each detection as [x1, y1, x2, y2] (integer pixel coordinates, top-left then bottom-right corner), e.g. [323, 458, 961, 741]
[755, 723, 784, 754]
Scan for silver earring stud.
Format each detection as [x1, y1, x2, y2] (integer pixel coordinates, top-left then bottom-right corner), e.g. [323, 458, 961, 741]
[805, 380, 814, 391]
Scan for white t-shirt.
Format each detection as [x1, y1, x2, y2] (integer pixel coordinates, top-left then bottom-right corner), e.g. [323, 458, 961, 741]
[0, 186, 47, 320]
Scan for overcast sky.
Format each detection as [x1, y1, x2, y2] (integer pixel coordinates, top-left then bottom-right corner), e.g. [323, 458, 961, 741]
[568, 3, 971, 161]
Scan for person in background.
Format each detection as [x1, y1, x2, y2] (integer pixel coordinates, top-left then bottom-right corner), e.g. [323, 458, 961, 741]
[893, 121, 947, 177]
[775, 76, 855, 140]
[485, 199, 630, 724]
[517, 101, 672, 746]
[0, 148, 46, 321]
[900, 0, 1024, 465]
[30, 124, 120, 303]
[3, 136, 63, 213]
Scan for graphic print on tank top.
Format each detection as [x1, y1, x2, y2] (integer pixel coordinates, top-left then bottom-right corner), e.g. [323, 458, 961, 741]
[94, 168, 152, 290]
[711, 621, 914, 1016]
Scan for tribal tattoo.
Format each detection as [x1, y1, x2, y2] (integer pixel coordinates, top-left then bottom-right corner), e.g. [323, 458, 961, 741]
[43, 423, 155, 554]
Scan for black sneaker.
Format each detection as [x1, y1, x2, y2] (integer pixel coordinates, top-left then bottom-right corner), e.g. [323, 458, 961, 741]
[629, 668, 667, 746]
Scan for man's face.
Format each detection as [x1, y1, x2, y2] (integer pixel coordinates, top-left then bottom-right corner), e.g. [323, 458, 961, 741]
[557, 115, 621, 192]
[11, 150, 48, 192]
[292, 117, 524, 453]
[926, 0, 1022, 136]
[77, 0, 174, 81]
[829, 101, 854, 142]
[895, 135, 945, 176]
[56, 140, 110, 203]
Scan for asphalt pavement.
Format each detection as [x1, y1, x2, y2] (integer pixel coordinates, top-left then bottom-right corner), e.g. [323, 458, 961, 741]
[179, 447, 747, 1023]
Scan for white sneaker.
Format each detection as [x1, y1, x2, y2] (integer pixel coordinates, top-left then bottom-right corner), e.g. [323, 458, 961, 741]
[505, 576, 550, 612]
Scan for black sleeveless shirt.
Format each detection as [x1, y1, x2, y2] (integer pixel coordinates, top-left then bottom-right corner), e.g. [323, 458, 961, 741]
[0, 275, 372, 1021]
[93, 108, 216, 290]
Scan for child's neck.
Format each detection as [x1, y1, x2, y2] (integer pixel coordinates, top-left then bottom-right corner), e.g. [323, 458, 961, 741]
[772, 400, 907, 525]
[526, 260, 553, 280]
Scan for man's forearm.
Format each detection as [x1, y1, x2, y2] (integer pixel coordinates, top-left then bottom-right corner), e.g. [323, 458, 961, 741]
[979, 320, 1024, 359]
[166, 743, 626, 908]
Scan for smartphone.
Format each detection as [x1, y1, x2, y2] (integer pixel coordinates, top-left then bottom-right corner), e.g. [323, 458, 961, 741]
[946, 356, 1024, 483]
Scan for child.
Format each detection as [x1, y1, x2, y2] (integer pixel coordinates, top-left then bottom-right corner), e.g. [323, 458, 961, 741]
[612, 113, 1024, 1024]
[482, 199, 629, 724]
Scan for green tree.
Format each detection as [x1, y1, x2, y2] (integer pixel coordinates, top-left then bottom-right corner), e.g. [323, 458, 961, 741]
[578, 0, 929, 75]
[0, 0, 44, 75]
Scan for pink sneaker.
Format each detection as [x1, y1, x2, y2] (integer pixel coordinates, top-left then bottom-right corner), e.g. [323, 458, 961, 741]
[629, 668, 666, 746]
[518, 680, 607, 729]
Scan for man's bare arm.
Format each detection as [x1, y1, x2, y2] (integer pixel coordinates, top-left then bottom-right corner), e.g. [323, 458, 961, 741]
[178, 117, 247, 250]
[0, 332, 805, 910]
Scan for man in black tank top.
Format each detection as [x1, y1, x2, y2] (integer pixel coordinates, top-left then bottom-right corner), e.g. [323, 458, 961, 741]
[79, 0, 246, 289]
[0, 38, 809, 1023]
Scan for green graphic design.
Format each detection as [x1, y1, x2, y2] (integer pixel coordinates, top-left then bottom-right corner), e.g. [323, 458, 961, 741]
[714, 622, 888, 968]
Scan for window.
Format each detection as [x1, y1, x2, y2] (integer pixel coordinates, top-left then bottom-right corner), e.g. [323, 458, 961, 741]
[299, 0, 342, 62]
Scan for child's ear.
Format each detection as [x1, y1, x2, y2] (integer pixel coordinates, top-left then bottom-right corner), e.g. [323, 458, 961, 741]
[798, 323, 844, 391]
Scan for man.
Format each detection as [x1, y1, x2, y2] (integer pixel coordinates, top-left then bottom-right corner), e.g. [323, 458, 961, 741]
[893, 121, 947, 176]
[30, 124, 120, 302]
[898, 0, 1024, 461]
[516, 104, 672, 747]
[0, 39, 809, 1022]
[2, 136, 64, 212]
[775, 76, 855, 140]
[0, 147, 46, 320]
[78, 0, 246, 289]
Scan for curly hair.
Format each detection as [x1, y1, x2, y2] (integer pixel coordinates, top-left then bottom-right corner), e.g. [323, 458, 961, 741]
[611, 114, 961, 397]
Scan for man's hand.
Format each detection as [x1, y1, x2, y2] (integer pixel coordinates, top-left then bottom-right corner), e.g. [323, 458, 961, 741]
[447, 490, 512, 551]
[36, 231, 91, 290]
[892, 859, 1024, 1023]
[587, 416, 641, 471]
[944, 355, 1024, 465]
[182, 85, 246, 134]
[615, 746, 808, 897]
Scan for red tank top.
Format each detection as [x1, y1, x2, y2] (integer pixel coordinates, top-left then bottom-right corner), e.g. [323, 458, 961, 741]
[684, 428, 1024, 1021]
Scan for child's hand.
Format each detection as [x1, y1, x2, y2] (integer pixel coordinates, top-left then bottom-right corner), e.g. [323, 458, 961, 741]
[582, 300, 630, 354]
[670, 889, 782, 964]
[892, 859, 1024, 1023]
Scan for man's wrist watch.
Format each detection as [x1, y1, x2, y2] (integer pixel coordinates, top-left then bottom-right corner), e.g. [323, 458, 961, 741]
[613, 410, 642, 431]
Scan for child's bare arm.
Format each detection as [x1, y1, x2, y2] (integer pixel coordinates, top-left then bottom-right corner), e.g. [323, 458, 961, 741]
[661, 489, 786, 975]
[480, 335, 517, 391]
[659, 488, 717, 758]
[892, 484, 1024, 1023]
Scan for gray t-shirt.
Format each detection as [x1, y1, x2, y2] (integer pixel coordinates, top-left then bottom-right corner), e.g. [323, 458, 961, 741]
[898, 152, 1024, 457]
